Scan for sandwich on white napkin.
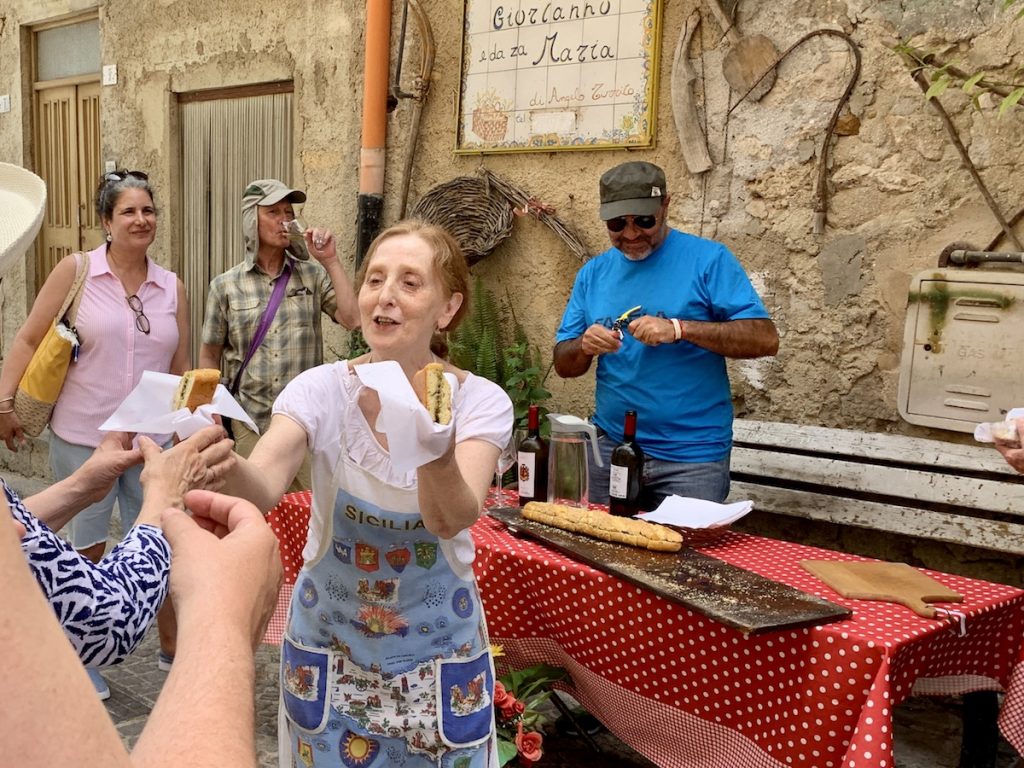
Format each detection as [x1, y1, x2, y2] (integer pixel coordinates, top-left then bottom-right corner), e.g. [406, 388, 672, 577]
[974, 407, 1024, 443]
[354, 360, 459, 473]
[636, 496, 754, 529]
[99, 370, 257, 440]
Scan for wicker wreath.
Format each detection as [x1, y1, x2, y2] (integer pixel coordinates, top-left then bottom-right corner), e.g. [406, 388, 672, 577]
[410, 176, 514, 265]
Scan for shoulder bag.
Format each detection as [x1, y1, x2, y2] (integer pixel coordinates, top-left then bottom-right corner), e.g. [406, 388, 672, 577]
[14, 252, 90, 436]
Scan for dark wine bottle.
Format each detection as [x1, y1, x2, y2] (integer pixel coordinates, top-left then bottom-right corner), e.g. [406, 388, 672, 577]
[609, 410, 644, 516]
[517, 405, 549, 506]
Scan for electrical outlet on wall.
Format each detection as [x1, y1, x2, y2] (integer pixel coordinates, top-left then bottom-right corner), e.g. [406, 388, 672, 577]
[0, 95, 11, 114]
[102, 65, 118, 86]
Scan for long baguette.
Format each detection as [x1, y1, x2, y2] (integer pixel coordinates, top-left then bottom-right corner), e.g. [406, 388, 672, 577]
[522, 502, 683, 552]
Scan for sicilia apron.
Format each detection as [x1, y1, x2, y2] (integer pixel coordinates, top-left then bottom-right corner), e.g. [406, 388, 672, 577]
[279, 410, 497, 768]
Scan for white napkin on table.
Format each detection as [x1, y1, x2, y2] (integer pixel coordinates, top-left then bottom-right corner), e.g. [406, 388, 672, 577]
[974, 407, 1024, 443]
[99, 370, 257, 440]
[636, 495, 754, 529]
[354, 360, 458, 473]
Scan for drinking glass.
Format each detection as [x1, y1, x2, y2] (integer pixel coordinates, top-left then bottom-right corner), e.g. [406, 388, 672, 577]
[493, 436, 518, 507]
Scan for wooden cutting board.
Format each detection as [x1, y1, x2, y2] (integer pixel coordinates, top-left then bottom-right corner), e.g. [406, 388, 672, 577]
[488, 507, 850, 635]
[800, 560, 963, 618]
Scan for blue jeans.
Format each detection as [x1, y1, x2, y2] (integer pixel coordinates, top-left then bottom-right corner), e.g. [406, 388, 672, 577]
[588, 430, 731, 508]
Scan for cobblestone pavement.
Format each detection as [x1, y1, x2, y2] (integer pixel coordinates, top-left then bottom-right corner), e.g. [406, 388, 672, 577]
[104, 629, 1021, 767]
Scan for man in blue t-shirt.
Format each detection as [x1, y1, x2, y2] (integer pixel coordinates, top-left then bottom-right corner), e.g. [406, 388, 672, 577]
[554, 161, 779, 506]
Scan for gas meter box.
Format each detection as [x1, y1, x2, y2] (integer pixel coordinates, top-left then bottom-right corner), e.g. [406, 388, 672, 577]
[898, 269, 1024, 433]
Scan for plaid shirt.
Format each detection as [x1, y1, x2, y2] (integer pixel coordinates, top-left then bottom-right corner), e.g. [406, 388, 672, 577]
[201, 255, 339, 430]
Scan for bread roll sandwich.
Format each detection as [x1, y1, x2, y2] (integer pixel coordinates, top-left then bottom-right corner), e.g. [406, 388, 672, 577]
[172, 368, 221, 411]
[413, 362, 451, 425]
[522, 501, 683, 552]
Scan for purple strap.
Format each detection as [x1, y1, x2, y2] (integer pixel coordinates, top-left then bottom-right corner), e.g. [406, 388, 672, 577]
[230, 259, 293, 395]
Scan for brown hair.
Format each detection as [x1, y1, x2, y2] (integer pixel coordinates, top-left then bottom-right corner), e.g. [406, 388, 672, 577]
[357, 220, 472, 346]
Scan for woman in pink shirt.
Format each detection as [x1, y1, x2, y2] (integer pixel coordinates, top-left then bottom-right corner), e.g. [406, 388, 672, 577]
[0, 170, 190, 695]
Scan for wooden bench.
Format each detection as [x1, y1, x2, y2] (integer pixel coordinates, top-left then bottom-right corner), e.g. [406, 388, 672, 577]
[727, 418, 1023, 768]
[728, 418, 1024, 560]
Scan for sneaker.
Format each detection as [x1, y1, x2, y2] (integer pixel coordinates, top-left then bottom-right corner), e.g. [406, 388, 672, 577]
[157, 650, 174, 672]
[87, 668, 110, 701]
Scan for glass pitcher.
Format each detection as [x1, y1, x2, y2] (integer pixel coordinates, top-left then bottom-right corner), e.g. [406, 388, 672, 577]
[546, 414, 604, 507]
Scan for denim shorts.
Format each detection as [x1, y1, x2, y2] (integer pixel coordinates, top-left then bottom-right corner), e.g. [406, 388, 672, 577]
[49, 432, 145, 550]
[588, 430, 731, 507]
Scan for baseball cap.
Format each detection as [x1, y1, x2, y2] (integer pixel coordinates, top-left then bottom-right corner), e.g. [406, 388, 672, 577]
[598, 161, 666, 220]
[242, 179, 306, 207]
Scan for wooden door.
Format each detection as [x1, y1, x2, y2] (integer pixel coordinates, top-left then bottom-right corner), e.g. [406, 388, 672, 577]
[34, 81, 101, 292]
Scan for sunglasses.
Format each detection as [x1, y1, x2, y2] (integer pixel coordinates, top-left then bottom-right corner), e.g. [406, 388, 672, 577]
[126, 294, 151, 335]
[105, 170, 149, 184]
[606, 214, 658, 233]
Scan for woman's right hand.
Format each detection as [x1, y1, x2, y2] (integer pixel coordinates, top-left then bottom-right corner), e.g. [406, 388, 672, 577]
[0, 410, 26, 452]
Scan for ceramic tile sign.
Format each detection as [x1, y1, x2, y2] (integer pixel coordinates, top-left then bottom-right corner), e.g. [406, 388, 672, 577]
[456, 0, 664, 153]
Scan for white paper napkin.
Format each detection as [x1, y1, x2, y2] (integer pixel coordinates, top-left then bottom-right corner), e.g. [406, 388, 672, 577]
[353, 360, 458, 473]
[98, 370, 257, 440]
[974, 407, 1024, 443]
[637, 496, 754, 529]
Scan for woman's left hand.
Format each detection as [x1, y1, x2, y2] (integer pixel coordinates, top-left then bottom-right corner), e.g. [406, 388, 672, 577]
[305, 228, 337, 266]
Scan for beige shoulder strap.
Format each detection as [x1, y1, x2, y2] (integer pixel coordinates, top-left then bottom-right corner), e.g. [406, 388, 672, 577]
[59, 251, 91, 325]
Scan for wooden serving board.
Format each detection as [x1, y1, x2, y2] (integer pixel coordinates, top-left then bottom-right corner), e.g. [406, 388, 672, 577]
[800, 560, 963, 618]
[487, 507, 850, 635]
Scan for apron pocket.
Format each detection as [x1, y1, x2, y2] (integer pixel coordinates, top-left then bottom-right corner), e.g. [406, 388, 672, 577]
[436, 649, 494, 748]
[281, 635, 332, 733]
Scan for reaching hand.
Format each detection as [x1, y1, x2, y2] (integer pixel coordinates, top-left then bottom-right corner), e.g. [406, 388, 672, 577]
[995, 418, 1024, 474]
[139, 425, 234, 511]
[77, 432, 143, 505]
[162, 490, 282, 650]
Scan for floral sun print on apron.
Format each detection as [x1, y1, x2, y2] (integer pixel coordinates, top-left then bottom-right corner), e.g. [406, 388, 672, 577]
[279, 394, 497, 768]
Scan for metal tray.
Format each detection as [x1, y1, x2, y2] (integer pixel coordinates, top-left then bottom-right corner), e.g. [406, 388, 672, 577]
[487, 506, 850, 635]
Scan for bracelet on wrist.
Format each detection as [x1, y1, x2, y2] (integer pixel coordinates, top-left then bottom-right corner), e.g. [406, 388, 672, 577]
[670, 318, 682, 342]
[0, 396, 14, 405]
[0, 407, 15, 415]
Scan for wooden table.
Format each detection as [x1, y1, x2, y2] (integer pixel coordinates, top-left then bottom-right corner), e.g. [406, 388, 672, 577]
[264, 491, 1024, 768]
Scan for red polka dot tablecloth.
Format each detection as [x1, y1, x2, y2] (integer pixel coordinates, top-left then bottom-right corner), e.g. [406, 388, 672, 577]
[263, 491, 1024, 768]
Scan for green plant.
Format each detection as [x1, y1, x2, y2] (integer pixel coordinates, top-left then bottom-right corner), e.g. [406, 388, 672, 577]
[490, 645, 568, 766]
[449, 277, 552, 434]
[895, 2, 1024, 116]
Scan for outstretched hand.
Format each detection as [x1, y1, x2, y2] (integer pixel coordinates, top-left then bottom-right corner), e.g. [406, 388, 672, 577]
[139, 425, 234, 511]
[162, 490, 282, 649]
[77, 432, 143, 504]
[994, 418, 1024, 474]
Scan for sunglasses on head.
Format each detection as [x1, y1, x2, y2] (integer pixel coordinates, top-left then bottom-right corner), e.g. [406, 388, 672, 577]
[606, 214, 658, 233]
[104, 170, 149, 184]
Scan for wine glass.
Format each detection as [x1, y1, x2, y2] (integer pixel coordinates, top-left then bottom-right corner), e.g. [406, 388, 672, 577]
[493, 435, 518, 507]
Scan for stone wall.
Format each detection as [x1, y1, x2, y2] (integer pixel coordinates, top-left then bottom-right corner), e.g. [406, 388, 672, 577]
[1, 0, 1022, 470]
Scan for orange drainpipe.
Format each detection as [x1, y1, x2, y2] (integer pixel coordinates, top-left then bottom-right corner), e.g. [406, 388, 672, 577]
[356, 0, 392, 266]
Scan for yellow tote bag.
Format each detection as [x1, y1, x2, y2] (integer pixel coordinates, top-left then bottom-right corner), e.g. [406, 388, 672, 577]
[14, 252, 89, 436]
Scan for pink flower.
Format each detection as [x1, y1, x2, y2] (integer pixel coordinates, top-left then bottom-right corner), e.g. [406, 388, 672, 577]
[516, 721, 544, 766]
[495, 681, 524, 721]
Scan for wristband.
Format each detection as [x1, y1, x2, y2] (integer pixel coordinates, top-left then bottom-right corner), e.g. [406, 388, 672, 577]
[671, 318, 682, 341]
[0, 407, 14, 415]
[0, 396, 14, 405]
